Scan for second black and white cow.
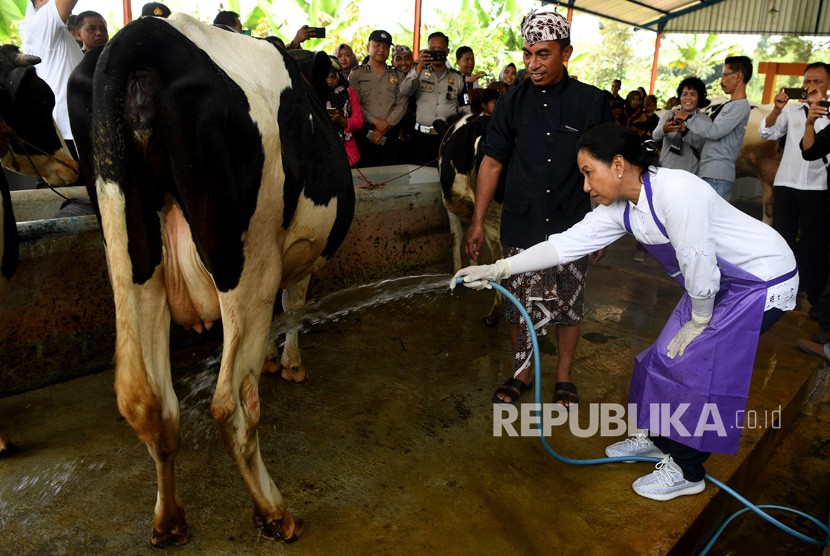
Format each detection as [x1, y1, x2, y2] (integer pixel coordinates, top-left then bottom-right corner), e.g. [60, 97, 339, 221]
[438, 113, 503, 326]
[0, 44, 81, 455]
[68, 14, 354, 546]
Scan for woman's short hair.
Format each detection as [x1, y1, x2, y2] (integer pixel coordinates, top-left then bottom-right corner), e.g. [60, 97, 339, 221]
[675, 76, 709, 108]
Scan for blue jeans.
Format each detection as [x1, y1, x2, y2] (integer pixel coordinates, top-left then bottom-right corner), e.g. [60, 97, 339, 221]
[703, 177, 734, 201]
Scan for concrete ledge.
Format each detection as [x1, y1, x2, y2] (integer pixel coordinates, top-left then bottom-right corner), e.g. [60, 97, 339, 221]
[0, 166, 450, 396]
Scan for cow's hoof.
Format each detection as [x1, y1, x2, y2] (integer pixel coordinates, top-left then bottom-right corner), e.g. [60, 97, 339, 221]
[0, 440, 17, 457]
[280, 365, 308, 383]
[258, 514, 303, 543]
[481, 314, 500, 328]
[262, 358, 281, 374]
[151, 523, 189, 547]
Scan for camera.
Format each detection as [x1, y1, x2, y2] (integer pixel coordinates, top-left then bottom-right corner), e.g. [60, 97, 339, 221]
[819, 100, 830, 108]
[309, 26, 326, 38]
[782, 87, 807, 100]
[424, 49, 447, 62]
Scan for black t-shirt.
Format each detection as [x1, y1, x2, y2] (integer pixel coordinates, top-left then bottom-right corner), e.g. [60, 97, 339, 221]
[482, 71, 612, 248]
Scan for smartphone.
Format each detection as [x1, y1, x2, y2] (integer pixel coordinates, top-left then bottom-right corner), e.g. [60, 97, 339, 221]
[819, 100, 830, 108]
[425, 49, 447, 62]
[783, 87, 808, 100]
[310, 26, 326, 38]
[366, 130, 387, 145]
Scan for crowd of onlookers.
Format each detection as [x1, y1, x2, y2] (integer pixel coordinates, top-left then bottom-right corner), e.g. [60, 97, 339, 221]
[18, 1, 830, 349]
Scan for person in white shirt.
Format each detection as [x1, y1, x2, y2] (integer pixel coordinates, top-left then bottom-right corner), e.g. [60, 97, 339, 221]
[21, 0, 82, 149]
[759, 62, 830, 307]
[452, 122, 797, 502]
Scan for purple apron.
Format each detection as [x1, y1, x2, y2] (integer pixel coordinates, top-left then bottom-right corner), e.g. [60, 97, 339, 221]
[624, 173, 797, 454]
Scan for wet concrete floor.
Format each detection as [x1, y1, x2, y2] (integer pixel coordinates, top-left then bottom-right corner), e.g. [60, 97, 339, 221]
[0, 236, 827, 555]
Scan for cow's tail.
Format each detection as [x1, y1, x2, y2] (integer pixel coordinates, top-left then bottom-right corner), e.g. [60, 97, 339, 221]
[91, 17, 174, 283]
[92, 18, 170, 191]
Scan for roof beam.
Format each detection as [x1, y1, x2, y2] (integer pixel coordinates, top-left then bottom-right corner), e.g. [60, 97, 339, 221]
[641, 0, 728, 32]
[543, 0, 650, 28]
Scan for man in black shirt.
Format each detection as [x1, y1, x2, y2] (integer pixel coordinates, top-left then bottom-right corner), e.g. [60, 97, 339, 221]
[465, 7, 612, 406]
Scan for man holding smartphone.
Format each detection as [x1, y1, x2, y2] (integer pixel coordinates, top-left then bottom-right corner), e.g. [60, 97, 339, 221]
[348, 29, 408, 166]
[760, 62, 830, 310]
[399, 31, 471, 166]
[674, 56, 753, 201]
[796, 64, 830, 354]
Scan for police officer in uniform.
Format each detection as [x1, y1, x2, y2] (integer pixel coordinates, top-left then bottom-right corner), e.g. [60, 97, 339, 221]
[348, 30, 409, 166]
[400, 31, 471, 166]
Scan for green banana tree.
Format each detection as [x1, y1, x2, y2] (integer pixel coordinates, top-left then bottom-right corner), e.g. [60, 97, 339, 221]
[0, 0, 26, 44]
[665, 34, 741, 85]
[433, 0, 525, 77]
[240, 0, 355, 51]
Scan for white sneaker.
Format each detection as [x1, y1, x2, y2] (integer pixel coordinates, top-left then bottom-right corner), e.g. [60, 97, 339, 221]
[605, 431, 665, 461]
[631, 456, 706, 501]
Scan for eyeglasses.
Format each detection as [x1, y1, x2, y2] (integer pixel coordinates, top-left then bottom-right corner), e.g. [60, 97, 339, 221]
[721, 71, 737, 78]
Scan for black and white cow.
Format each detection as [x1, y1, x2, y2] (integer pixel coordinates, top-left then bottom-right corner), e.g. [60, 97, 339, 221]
[68, 14, 354, 545]
[0, 45, 81, 456]
[438, 113, 504, 326]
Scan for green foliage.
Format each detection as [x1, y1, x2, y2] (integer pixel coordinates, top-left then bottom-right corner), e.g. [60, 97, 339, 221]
[751, 35, 830, 93]
[432, 0, 524, 84]
[0, 0, 26, 44]
[569, 24, 753, 107]
[569, 21, 633, 94]
[239, 0, 527, 78]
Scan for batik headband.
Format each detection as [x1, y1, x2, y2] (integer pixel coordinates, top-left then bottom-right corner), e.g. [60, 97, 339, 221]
[521, 8, 570, 45]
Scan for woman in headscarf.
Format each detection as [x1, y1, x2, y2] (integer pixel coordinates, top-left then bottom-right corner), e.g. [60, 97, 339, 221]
[498, 62, 518, 90]
[333, 43, 359, 81]
[622, 89, 648, 133]
[325, 56, 363, 167]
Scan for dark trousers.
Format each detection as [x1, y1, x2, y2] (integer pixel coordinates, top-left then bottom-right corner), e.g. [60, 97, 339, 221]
[407, 130, 442, 167]
[648, 308, 784, 481]
[353, 129, 401, 168]
[813, 274, 830, 331]
[771, 186, 830, 304]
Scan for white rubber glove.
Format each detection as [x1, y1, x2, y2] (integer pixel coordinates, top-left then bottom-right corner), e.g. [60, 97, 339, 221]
[450, 259, 511, 290]
[666, 311, 710, 359]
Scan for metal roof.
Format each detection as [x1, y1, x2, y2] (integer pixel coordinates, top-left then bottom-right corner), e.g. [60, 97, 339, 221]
[544, 0, 830, 35]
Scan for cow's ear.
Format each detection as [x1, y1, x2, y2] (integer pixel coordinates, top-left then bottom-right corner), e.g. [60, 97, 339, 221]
[18, 54, 41, 67]
[6, 66, 37, 103]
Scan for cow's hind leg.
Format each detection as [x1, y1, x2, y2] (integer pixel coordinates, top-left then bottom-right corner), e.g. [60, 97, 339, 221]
[212, 284, 302, 542]
[279, 275, 311, 383]
[481, 205, 504, 327]
[446, 210, 465, 272]
[98, 181, 187, 546]
[114, 269, 187, 546]
[0, 425, 15, 456]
